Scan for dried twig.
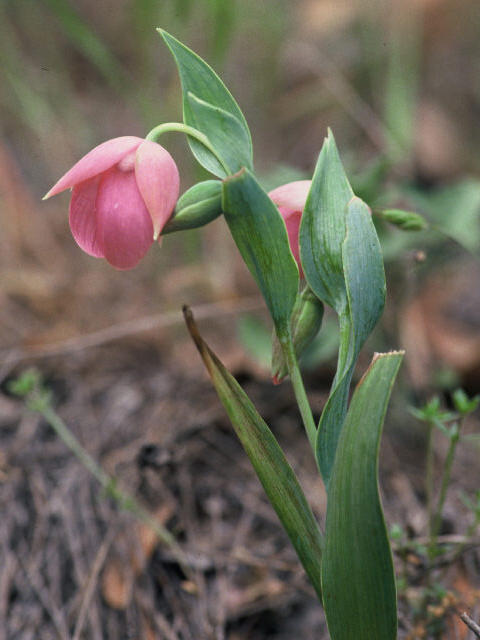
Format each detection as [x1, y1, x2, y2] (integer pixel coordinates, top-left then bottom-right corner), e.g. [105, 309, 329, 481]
[72, 524, 117, 640]
[460, 611, 480, 638]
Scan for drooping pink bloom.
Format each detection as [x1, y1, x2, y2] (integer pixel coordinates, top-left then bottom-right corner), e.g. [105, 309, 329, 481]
[268, 180, 311, 278]
[44, 136, 180, 270]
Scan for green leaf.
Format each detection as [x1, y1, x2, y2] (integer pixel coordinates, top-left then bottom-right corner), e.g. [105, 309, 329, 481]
[343, 198, 386, 353]
[222, 168, 299, 337]
[316, 197, 386, 487]
[183, 307, 323, 599]
[187, 93, 253, 176]
[297, 132, 386, 486]
[321, 351, 403, 640]
[159, 30, 253, 177]
[299, 129, 353, 313]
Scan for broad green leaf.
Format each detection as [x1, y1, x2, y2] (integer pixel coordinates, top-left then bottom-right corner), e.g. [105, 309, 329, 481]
[160, 30, 253, 177]
[187, 93, 253, 176]
[184, 307, 323, 599]
[316, 198, 386, 488]
[222, 168, 299, 337]
[343, 198, 386, 349]
[299, 129, 353, 313]
[321, 351, 403, 640]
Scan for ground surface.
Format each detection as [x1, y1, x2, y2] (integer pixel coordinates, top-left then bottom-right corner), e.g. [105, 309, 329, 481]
[0, 315, 479, 639]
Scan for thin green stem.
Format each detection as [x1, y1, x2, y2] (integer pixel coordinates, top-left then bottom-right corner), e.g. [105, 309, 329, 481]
[145, 122, 230, 174]
[28, 390, 193, 580]
[430, 427, 460, 549]
[280, 329, 317, 452]
[39, 400, 110, 487]
[425, 421, 435, 539]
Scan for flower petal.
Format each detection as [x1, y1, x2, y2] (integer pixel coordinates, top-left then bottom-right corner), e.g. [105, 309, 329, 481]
[45, 136, 143, 199]
[135, 141, 180, 240]
[96, 167, 154, 270]
[279, 207, 303, 277]
[69, 177, 105, 258]
[268, 180, 311, 215]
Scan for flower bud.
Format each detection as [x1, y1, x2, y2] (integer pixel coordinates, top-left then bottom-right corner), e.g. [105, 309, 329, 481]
[163, 180, 222, 233]
[272, 286, 324, 384]
[377, 208, 427, 231]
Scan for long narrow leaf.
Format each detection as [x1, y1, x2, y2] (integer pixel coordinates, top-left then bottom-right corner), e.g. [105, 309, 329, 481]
[321, 351, 403, 640]
[184, 307, 323, 599]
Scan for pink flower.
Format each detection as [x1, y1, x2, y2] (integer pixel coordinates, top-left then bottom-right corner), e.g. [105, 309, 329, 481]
[268, 180, 311, 277]
[44, 136, 180, 270]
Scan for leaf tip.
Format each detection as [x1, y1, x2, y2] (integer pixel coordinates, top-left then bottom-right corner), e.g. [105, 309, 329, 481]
[223, 166, 247, 184]
[373, 349, 405, 359]
[183, 304, 200, 346]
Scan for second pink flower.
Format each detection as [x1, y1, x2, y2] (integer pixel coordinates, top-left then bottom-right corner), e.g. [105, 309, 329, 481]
[269, 180, 311, 278]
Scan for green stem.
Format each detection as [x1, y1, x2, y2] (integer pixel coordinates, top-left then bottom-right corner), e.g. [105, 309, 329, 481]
[425, 421, 435, 539]
[146, 122, 230, 174]
[29, 391, 192, 580]
[429, 424, 460, 561]
[280, 329, 317, 453]
[39, 400, 110, 487]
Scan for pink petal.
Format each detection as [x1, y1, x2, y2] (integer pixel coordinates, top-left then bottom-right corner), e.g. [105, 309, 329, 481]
[268, 180, 311, 215]
[134, 141, 180, 239]
[279, 207, 303, 277]
[95, 167, 154, 270]
[45, 136, 143, 198]
[69, 177, 105, 258]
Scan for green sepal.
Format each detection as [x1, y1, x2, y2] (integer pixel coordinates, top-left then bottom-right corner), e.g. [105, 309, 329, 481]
[321, 351, 403, 640]
[222, 168, 299, 338]
[159, 30, 253, 177]
[163, 180, 223, 234]
[184, 307, 323, 599]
